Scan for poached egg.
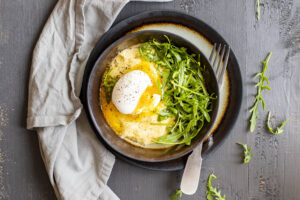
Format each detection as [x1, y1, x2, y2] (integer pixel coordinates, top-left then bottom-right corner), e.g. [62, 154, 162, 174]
[112, 70, 161, 115]
[100, 45, 172, 146]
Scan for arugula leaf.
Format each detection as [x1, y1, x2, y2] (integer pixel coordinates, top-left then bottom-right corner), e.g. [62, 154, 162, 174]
[139, 36, 215, 145]
[237, 143, 253, 163]
[160, 68, 170, 98]
[103, 69, 118, 103]
[257, 0, 260, 20]
[157, 109, 175, 121]
[206, 173, 226, 200]
[170, 189, 183, 200]
[267, 111, 289, 135]
[249, 52, 272, 132]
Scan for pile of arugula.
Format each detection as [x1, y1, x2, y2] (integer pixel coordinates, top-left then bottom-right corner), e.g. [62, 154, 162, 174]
[139, 37, 215, 145]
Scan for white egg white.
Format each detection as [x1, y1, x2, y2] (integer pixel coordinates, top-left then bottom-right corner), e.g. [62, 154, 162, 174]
[112, 70, 152, 114]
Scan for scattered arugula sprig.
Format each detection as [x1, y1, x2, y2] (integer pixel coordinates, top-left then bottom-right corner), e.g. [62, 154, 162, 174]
[257, 0, 260, 20]
[103, 69, 118, 103]
[267, 111, 289, 135]
[249, 52, 272, 132]
[170, 189, 183, 200]
[206, 173, 226, 200]
[139, 36, 215, 145]
[237, 143, 253, 163]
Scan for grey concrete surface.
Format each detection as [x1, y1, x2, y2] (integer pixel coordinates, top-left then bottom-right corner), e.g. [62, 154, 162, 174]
[0, 0, 299, 199]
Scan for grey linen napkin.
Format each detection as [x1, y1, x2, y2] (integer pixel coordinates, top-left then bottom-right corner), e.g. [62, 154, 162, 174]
[27, 0, 172, 199]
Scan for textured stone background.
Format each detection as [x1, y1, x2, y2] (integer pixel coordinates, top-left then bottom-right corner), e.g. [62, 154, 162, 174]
[0, 0, 299, 199]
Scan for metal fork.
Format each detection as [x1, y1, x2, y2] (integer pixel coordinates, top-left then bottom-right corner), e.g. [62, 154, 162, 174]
[180, 44, 230, 195]
[209, 43, 231, 86]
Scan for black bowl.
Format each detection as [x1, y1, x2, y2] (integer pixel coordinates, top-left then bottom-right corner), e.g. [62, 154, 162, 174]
[86, 30, 219, 162]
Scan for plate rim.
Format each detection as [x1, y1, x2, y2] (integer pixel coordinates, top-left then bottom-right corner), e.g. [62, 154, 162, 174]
[86, 30, 220, 162]
[80, 9, 243, 170]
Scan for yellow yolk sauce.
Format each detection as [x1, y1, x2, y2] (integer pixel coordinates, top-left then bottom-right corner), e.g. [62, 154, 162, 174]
[129, 61, 161, 114]
[100, 45, 173, 146]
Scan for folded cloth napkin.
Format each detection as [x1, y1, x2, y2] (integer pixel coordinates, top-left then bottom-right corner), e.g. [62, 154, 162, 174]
[27, 0, 172, 199]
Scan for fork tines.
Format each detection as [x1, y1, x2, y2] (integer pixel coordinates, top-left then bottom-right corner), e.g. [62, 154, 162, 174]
[209, 43, 231, 86]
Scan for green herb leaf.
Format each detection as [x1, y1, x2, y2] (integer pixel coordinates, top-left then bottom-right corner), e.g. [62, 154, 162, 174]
[206, 173, 226, 200]
[237, 142, 253, 163]
[103, 69, 118, 103]
[257, 0, 260, 20]
[267, 111, 289, 135]
[139, 36, 215, 145]
[157, 109, 175, 121]
[170, 189, 183, 200]
[249, 52, 272, 132]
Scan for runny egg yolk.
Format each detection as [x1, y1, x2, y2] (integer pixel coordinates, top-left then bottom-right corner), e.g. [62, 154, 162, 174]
[129, 61, 161, 114]
[101, 60, 163, 124]
[100, 46, 173, 145]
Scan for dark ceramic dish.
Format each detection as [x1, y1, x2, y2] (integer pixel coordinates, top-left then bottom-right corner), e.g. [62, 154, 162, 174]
[81, 10, 243, 170]
[86, 30, 219, 162]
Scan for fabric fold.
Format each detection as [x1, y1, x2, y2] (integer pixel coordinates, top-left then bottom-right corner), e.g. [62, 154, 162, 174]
[27, 0, 172, 199]
[28, 0, 129, 199]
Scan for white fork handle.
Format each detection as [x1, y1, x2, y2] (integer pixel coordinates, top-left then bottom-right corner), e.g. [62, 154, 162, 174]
[180, 143, 203, 195]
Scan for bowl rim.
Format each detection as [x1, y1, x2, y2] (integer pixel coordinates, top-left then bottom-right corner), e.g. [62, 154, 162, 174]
[86, 30, 220, 162]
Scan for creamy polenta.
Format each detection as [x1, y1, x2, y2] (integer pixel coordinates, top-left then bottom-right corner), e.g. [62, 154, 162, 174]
[100, 45, 174, 146]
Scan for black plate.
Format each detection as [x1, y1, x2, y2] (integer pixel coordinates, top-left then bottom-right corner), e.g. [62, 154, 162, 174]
[80, 10, 243, 171]
[87, 30, 220, 162]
